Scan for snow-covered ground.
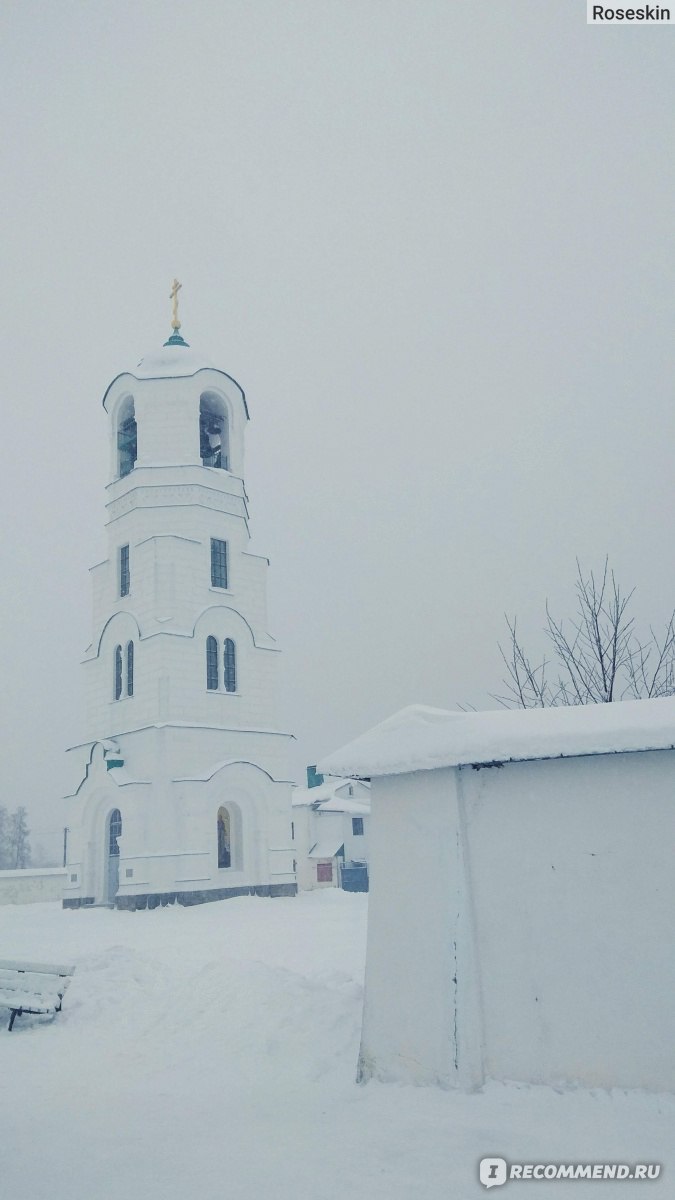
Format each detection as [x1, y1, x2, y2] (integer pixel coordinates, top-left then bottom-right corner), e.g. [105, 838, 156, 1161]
[0, 893, 671, 1200]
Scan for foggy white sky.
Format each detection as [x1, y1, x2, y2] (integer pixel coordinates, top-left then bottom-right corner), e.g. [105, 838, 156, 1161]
[1, 1, 673, 858]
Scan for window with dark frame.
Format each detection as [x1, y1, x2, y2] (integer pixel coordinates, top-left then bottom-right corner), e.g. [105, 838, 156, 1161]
[206, 636, 219, 690]
[352, 817, 364, 836]
[317, 862, 333, 883]
[108, 809, 122, 855]
[224, 638, 236, 692]
[210, 538, 228, 589]
[114, 645, 123, 700]
[126, 641, 134, 697]
[120, 545, 130, 597]
[217, 807, 231, 869]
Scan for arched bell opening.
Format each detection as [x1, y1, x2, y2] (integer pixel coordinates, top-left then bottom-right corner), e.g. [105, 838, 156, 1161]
[117, 396, 137, 478]
[200, 392, 229, 470]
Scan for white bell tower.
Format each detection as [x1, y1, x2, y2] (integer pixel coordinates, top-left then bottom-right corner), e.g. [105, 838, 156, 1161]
[64, 286, 296, 908]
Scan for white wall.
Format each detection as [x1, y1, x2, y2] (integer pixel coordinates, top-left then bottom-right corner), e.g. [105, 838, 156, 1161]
[341, 810, 369, 863]
[463, 750, 675, 1092]
[64, 746, 294, 905]
[359, 749, 675, 1093]
[359, 770, 481, 1087]
[291, 807, 317, 890]
[0, 868, 67, 906]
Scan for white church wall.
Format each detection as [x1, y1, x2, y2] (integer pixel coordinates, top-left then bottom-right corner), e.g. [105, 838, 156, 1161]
[0, 868, 67, 906]
[154, 725, 293, 783]
[113, 767, 293, 905]
[82, 636, 282, 747]
[85, 517, 279, 739]
[355, 749, 675, 1093]
[64, 747, 294, 907]
[99, 499, 250, 635]
[134, 384, 200, 468]
[68, 725, 294, 801]
[81, 622, 159, 741]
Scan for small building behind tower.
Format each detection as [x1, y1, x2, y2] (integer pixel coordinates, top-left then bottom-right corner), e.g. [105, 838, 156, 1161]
[64, 294, 296, 908]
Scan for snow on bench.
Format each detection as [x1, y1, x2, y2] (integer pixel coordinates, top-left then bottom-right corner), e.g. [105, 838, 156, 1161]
[0, 959, 76, 1032]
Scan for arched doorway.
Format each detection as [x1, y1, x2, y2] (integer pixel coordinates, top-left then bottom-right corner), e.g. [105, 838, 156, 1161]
[106, 809, 122, 903]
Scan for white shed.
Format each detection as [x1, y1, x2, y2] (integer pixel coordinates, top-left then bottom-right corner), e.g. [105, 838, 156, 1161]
[320, 699, 675, 1093]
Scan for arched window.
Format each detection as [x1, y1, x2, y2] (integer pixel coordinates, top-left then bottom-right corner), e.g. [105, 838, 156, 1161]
[109, 809, 122, 856]
[114, 645, 123, 700]
[206, 636, 219, 690]
[126, 641, 134, 697]
[224, 639, 236, 692]
[117, 397, 137, 478]
[217, 807, 231, 868]
[200, 393, 229, 470]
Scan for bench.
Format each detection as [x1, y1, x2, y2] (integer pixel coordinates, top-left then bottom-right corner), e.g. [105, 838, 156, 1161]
[0, 959, 76, 1031]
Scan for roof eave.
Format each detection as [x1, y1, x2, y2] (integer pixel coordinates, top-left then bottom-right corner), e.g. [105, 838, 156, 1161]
[102, 366, 249, 419]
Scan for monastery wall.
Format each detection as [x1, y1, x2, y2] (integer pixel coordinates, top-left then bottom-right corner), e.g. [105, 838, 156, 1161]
[0, 868, 67, 906]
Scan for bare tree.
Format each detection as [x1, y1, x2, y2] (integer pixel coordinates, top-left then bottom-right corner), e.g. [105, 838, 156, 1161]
[496, 559, 675, 708]
[0, 806, 9, 869]
[7, 806, 31, 869]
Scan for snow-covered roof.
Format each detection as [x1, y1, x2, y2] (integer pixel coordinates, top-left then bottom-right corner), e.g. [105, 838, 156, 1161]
[315, 794, 370, 815]
[133, 343, 215, 378]
[292, 776, 370, 813]
[102, 338, 249, 417]
[308, 839, 345, 859]
[319, 698, 675, 779]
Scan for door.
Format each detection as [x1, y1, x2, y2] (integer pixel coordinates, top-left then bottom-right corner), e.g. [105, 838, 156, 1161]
[107, 809, 122, 903]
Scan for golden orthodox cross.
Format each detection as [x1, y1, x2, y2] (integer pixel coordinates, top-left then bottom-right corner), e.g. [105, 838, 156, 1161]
[170, 278, 182, 330]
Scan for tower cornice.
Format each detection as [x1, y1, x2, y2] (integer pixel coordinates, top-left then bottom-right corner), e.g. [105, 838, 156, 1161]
[102, 363, 249, 419]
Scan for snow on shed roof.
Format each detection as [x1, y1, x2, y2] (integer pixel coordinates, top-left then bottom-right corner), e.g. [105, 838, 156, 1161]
[318, 697, 675, 779]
